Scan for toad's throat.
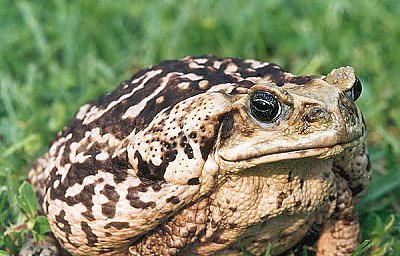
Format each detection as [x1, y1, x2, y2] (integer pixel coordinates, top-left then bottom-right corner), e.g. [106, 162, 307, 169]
[219, 138, 361, 164]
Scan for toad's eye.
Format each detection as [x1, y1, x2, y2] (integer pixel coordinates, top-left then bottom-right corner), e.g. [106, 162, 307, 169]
[249, 91, 281, 122]
[345, 77, 362, 102]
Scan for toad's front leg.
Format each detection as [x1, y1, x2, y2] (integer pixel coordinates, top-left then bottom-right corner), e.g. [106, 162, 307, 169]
[317, 144, 370, 255]
[316, 173, 360, 256]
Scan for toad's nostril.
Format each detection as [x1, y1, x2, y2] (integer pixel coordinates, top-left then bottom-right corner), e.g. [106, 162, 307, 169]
[304, 107, 328, 122]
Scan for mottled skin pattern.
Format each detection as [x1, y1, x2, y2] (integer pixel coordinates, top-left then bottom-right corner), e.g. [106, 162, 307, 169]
[29, 56, 370, 255]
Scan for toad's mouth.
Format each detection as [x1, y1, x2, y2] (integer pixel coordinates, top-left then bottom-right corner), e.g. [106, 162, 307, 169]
[218, 138, 361, 165]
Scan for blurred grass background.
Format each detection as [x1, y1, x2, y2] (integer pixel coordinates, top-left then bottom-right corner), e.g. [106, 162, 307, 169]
[1, 0, 400, 255]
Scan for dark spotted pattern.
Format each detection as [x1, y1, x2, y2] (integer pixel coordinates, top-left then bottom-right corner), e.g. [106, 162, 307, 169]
[46, 56, 314, 211]
[55, 56, 306, 149]
[48, 149, 131, 221]
[42, 56, 310, 253]
[29, 56, 368, 256]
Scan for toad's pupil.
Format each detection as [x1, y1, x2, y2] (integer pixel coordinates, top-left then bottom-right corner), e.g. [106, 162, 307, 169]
[352, 78, 362, 101]
[250, 91, 280, 122]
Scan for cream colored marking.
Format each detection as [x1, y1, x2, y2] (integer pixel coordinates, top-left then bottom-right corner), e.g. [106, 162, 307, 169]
[244, 59, 270, 69]
[76, 104, 91, 120]
[198, 155, 220, 195]
[58, 163, 71, 183]
[194, 58, 208, 64]
[69, 142, 82, 163]
[82, 69, 162, 125]
[113, 147, 129, 158]
[155, 95, 165, 104]
[88, 128, 102, 142]
[206, 83, 236, 93]
[102, 133, 122, 148]
[66, 133, 73, 140]
[181, 56, 191, 61]
[53, 179, 60, 188]
[95, 152, 109, 161]
[163, 143, 203, 185]
[188, 61, 204, 69]
[213, 61, 222, 69]
[177, 82, 190, 90]
[137, 192, 159, 204]
[92, 181, 109, 220]
[224, 63, 238, 73]
[252, 62, 270, 69]
[49, 135, 67, 156]
[180, 73, 203, 81]
[64, 202, 88, 239]
[65, 182, 84, 198]
[76, 153, 91, 163]
[246, 76, 274, 84]
[123, 84, 129, 89]
[82, 106, 100, 124]
[45, 197, 62, 220]
[198, 80, 209, 89]
[122, 72, 181, 119]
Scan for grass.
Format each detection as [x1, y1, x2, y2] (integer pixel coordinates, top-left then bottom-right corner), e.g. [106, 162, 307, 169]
[0, 0, 399, 254]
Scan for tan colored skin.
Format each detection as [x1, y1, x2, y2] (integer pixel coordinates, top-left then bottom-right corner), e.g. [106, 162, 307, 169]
[29, 57, 370, 256]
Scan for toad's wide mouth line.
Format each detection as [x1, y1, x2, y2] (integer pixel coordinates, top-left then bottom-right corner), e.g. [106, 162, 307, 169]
[219, 138, 361, 164]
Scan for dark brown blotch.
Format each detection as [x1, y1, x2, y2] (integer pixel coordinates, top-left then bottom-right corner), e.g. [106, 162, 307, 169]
[152, 183, 162, 191]
[101, 202, 116, 218]
[183, 142, 194, 159]
[129, 198, 156, 209]
[104, 221, 130, 230]
[135, 151, 166, 181]
[81, 222, 98, 246]
[101, 184, 120, 201]
[82, 210, 95, 221]
[55, 210, 71, 235]
[166, 195, 180, 204]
